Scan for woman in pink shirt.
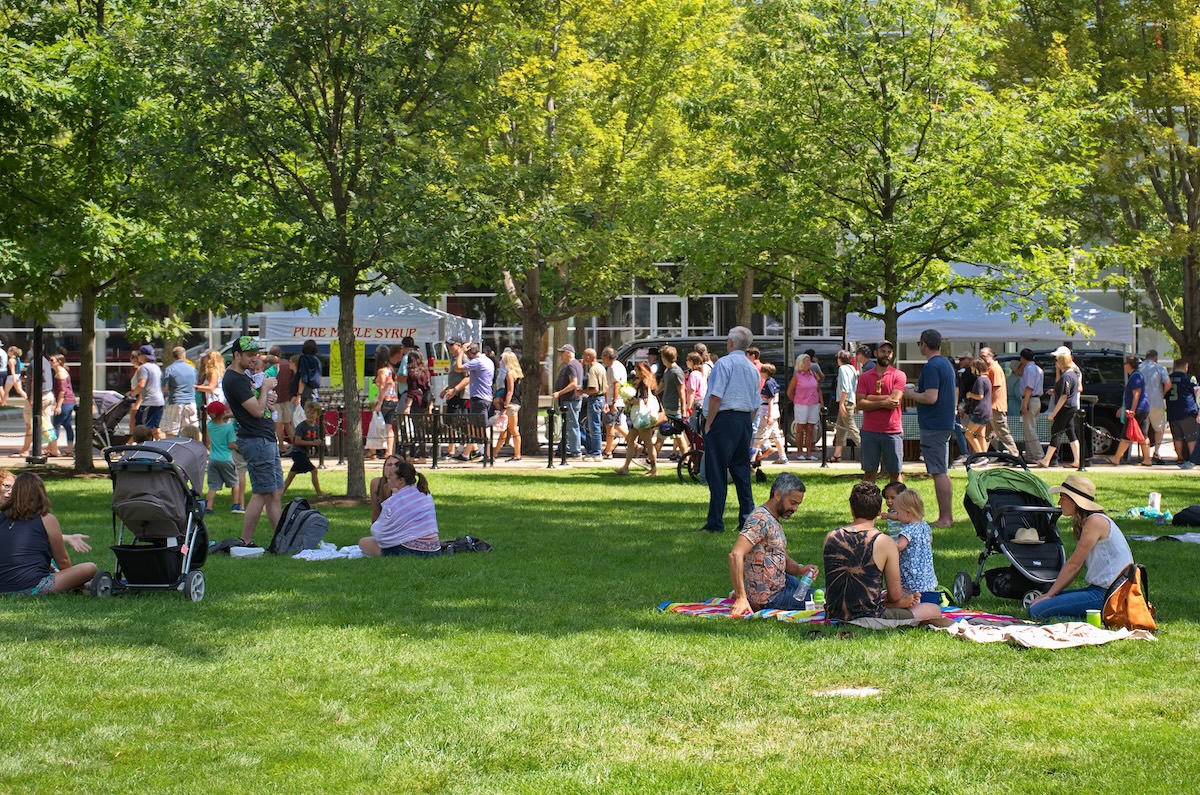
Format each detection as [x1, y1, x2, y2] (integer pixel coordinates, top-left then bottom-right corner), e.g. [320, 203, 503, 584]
[359, 459, 441, 557]
[684, 352, 707, 417]
[787, 354, 822, 460]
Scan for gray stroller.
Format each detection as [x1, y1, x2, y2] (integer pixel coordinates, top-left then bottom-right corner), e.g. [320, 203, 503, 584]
[101, 438, 210, 601]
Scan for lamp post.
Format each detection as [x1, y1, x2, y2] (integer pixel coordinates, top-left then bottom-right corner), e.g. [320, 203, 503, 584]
[27, 325, 47, 465]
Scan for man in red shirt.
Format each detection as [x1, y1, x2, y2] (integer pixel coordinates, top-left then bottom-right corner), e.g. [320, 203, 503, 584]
[855, 340, 906, 484]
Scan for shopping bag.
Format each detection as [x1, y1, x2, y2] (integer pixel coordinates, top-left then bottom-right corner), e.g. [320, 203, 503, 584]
[366, 411, 387, 447]
[1124, 411, 1145, 443]
[493, 411, 509, 432]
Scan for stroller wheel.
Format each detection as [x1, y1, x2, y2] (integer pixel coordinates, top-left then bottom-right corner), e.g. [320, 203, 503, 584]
[952, 572, 973, 607]
[1021, 590, 1043, 609]
[678, 450, 702, 484]
[88, 571, 113, 598]
[184, 570, 206, 602]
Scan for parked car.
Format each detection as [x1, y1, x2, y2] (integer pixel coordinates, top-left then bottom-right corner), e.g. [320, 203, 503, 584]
[995, 349, 1126, 456]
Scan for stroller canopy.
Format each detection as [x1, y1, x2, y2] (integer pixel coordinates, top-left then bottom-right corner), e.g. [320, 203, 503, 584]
[966, 467, 1052, 509]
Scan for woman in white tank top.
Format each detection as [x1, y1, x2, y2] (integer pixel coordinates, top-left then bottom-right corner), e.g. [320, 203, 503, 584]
[1028, 475, 1133, 621]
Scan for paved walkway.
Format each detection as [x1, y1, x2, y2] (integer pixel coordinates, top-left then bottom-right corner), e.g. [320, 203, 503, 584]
[1, 403, 1192, 475]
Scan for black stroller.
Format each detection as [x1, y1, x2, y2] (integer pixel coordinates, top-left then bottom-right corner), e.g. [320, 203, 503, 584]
[100, 439, 210, 601]
[93, 390, 133, 451]
[952, 452, 1066, 609]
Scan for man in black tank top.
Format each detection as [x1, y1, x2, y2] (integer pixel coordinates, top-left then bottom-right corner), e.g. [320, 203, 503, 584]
[823, 482, 950, 626]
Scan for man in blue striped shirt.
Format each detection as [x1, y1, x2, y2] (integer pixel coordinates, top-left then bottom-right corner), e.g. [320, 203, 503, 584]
[701, 326, 762, 532]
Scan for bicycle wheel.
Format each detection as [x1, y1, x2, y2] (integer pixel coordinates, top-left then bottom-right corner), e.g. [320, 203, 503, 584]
[678, 449, 702, 483]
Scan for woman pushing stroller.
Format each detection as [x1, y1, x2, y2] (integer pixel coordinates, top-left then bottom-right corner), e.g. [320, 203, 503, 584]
[1028, 475, 1133, 621]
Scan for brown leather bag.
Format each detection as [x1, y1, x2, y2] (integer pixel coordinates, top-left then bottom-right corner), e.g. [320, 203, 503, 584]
[1102, 563, 1157, 631]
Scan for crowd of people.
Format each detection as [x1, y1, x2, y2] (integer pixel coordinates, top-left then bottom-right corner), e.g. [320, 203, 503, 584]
[1, 323, 1190, 619]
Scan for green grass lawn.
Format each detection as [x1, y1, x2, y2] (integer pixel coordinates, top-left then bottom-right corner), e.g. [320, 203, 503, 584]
[2, 466, 1198, 793]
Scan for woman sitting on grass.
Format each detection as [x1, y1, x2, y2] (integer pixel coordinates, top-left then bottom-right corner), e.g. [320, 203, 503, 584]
[359, 459, 441, 557]
[1028, 475, 1133, 621]
[0, 472, 98, 596]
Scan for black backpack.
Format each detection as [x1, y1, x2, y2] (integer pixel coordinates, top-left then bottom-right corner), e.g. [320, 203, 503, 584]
[269, 498, 330, 555]
[1173, 505, 1200, 527]
[439, 535, 493, 555]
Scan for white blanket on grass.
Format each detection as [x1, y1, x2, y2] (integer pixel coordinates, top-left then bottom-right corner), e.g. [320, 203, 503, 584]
[292, 542, 365, 561]
[935, 621, 1155, 648]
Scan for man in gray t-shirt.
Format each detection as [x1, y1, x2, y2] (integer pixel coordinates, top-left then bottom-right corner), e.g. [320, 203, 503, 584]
[832, 350, 860, 461]
[162, 346, 200, 436]
[129, 344, 165, 429]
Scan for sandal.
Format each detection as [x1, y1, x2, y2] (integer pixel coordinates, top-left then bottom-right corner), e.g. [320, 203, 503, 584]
[828, 455, 841, 463]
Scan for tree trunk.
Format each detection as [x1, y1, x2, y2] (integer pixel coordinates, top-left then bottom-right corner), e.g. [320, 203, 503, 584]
[736, 268, 755, 329]
[75, 284, 97, 473]
[338, 274, 366, 498]
[883, 302, 899, 350]
[517, 310, 547, 457]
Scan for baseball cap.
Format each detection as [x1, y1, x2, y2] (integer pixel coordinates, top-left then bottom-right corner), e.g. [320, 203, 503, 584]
[138, 344, 157, 361]
[1051, 345, 1072, 357]
[557, 344, 575, 354]
[231, 335, 261, 353]
[401, 336, 416, 348]
[206, 400, 228, 417]
[875, 339, 894, 350]
[957, 351, 973, 360]
[447, 336, 464, 345]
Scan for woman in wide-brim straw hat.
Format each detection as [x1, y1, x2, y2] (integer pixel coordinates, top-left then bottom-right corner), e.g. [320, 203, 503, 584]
[1027, 475, 1135, 621]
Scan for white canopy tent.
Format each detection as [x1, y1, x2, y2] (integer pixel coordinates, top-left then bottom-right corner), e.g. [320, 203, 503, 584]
[846, 289, 1133, 349]
[259, 285, 481, 347]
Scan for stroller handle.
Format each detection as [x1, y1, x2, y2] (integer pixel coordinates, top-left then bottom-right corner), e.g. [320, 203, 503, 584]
[103, 445, 174, 466]
[964, 451, 1028, 470]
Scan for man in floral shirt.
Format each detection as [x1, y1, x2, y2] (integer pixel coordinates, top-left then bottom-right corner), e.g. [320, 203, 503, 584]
[728, 473, 819, 618]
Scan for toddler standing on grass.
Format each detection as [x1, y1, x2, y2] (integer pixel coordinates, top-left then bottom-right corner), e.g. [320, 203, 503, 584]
[890, 488, 939, 597]
[284, 401, 325, 498]
[204, 401, 242, 515]
[881, 481, 906, 534]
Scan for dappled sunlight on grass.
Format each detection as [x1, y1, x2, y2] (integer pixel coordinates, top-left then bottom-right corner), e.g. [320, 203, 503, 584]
[1, 468, 1198, 790]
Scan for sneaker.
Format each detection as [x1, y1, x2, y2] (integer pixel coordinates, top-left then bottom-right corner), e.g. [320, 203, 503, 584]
[773, 456, 788, 465]
[230, 504, 245, 514]
[1152, 456, 1166, 465]
[204, 507, 215, 515]
[451, 453, 469, 462]
[1180, 461, 1196, 470]
[468, 451, 482, 460]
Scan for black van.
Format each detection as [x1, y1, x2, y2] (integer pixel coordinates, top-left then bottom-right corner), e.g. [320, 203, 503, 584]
[995, 349, 1126, 456]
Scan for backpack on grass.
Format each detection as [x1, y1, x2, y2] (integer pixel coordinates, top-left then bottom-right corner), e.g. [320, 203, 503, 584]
[269, 498, 329, 555]
[1102, 563, 1157, 632]
[440, 535, 492, 555]
[1172, 505, 1200, 527]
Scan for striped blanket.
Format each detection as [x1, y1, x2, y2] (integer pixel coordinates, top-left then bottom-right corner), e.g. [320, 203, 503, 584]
[656, 598, 1015, 624]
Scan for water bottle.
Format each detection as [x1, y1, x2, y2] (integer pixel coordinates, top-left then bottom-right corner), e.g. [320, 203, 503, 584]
[797, 570, 816, 602]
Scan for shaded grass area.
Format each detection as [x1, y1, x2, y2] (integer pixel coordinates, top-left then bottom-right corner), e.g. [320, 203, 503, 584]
[2, 468, 1199, 793]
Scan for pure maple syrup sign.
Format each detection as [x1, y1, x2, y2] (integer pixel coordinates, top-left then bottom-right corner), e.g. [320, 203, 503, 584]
[286, 325, 420, 341]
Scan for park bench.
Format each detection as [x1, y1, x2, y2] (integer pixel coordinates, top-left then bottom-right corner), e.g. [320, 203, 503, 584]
[437, 412, 492, 467]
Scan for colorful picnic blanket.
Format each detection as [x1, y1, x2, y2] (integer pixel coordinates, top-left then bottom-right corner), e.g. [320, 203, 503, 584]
[656, 598, 1016, 624]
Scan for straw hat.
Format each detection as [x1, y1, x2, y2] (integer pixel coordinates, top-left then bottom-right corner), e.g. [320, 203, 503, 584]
[1048, 475, 1104, 512]
[1011, 526, 1043, 545]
